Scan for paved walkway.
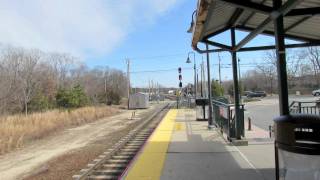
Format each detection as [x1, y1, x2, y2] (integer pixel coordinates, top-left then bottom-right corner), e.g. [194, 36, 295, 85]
[123, 109, 275, 180]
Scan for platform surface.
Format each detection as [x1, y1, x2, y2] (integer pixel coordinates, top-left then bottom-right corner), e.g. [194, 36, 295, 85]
[123, 109, 274, 180]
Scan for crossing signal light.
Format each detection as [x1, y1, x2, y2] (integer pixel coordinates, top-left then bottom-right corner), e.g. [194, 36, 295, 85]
[178, 67, 181, 73]
[179, 82, 182, 88]
[179, 74, 182, 80]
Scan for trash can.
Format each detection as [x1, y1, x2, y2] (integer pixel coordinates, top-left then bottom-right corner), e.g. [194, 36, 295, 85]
[195, 98, 209, 121]
[274, 114, 320, 180]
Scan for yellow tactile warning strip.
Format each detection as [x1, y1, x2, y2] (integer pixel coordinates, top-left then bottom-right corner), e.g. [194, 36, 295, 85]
[124, 109, 178, 180]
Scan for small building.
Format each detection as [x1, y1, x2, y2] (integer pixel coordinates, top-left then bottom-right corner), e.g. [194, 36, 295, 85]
[129, 92, 149, 109]
[168, 90, 174, 94]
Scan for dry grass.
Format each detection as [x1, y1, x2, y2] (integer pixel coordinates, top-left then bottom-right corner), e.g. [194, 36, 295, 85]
[0, 106, 119, 154]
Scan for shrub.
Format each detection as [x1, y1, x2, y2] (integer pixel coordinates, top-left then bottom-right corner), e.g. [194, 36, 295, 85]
[56, 85, 88, 108]
[211, 80, 224, 97]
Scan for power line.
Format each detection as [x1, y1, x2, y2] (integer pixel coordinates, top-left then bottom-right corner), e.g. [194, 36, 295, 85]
[129, 53, 187, 61]
[130, 63, 273, 74]
[130, 67, 193, 74]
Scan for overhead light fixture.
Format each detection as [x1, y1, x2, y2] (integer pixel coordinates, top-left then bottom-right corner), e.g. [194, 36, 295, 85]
[186, 56, 191, 63]
[187, 21, 194, 33]
[187, 10, 197, 33]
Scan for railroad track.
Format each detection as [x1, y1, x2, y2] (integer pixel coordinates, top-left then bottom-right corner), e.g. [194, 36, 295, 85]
[73, 103, 172, 180]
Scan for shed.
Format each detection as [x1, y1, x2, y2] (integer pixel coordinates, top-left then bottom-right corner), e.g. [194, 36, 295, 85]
[129, 92, 149, 109]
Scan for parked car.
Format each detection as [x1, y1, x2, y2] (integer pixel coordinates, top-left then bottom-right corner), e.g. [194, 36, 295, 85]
[246, 91, 267, 98]
[243, 91, 252, 96]
[312, 89, 320, 96]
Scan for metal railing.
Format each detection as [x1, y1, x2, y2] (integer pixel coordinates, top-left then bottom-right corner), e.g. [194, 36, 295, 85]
[212, 99, 245, 140]
[290, 100, 320, 115]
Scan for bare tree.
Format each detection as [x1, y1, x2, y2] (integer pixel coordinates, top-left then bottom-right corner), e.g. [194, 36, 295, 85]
[16, 49, 42, 115]
[256, 50, 277, 93]
[307, 47, 320, 84]
[0, 45, 128, 115]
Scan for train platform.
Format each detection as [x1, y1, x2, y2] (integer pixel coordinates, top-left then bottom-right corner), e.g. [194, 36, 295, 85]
[122, 109, 275, 180]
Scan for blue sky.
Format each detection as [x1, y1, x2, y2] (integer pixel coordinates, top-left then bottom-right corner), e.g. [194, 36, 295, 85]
[1, 0, 291, 88]
[85, 1, 280, 88]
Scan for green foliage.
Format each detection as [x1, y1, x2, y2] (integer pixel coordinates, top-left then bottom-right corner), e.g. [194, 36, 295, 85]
[56, 85, 88, 108]
[211, 80, 224, 97]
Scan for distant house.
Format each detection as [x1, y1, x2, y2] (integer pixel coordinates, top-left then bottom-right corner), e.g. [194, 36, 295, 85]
[168, 90, 174, 94]
[129, 92, 149, 109]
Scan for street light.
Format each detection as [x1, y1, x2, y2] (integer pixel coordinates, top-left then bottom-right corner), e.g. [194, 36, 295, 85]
[186, 51, 197, 98]
[274, 114, 320, 180]
[187, 10, 197, 33]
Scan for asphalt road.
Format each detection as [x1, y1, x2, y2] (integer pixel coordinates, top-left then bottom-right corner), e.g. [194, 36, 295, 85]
[244, 95, 319, 130]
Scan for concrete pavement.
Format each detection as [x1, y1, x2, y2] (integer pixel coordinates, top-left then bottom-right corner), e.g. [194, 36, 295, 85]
[161, 109, 274, 180]
[124, 108, 275, 180]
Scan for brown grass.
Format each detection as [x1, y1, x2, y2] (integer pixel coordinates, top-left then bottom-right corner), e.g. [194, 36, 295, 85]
[0, 106, 119, 154]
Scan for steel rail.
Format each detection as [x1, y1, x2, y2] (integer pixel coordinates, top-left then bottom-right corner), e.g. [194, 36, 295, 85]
[73, 103, 172, 180]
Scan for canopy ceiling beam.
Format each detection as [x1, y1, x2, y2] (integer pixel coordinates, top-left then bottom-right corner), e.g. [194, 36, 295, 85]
[202, 26, 230, 41]
[284, 16, 312, 32]
[286, 7, 320, 16]
[195, 42, 320, 54]
[202, 39, 232, 51]
[236, 25, 320, 43]
[233, 0, 302, 51]
[219, 0, 272, 15]
[219, 0, 319, 16]
[241, 0, 268, 26]
[238, 42, 320, 52]
[228, 8, 244, 27]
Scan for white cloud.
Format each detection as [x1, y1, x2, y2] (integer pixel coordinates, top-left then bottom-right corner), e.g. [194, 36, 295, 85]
[0, 0, 181, 58]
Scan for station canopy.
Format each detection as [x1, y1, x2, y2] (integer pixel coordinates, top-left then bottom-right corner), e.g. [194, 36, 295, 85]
[191, 0, 320, 52]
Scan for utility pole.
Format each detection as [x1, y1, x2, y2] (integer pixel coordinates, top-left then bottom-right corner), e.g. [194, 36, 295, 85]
[151, 80, 154, 100]
[238, 58, 242, 101]
[201, 59, 206, 98]
[200, 61, 203, 97]
[206, 44, 213, 128]
[104, 69, 107, 104]
[218, 53, 222, 85]
[148, 79, 151, 101]
[126, 59, 130, 109]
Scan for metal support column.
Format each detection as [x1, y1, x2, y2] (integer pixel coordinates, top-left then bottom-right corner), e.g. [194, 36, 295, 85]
[231, 27, 241, 139]
[194, 58, 197, 97]
[274, 0, 289, 115]
[206, 44, 213, 128]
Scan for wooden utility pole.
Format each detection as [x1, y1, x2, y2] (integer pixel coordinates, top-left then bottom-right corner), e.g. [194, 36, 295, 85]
[148, 79, 151, 101]
[126, 59, 130, 109]
[218, 52, 222, 85]
[104, 69, 107, 104]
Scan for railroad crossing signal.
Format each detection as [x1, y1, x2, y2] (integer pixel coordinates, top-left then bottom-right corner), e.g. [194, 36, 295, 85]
[178, 67, 182, 88]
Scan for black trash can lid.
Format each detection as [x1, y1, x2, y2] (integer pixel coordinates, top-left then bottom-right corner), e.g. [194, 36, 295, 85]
[195, 98, 209, 105]
[274, 114, 320, 154]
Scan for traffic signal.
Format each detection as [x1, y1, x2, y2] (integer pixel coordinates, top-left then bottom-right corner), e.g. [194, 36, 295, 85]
[178, 67, 181, 73]
[179, 74, 182, 80]
[179, 82, 182, 88]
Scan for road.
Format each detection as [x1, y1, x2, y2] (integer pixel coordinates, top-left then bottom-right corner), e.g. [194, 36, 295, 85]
[244, 95, 319, 130]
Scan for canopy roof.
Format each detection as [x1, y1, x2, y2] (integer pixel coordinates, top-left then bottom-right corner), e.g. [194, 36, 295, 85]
[191, 0, 320, 52]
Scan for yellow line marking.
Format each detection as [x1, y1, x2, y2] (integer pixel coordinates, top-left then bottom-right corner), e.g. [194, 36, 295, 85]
[174, 122, 185, 131]
[125, 109, 177, 180]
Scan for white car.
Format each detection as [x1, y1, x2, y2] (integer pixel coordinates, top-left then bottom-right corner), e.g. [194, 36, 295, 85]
[312, 89, 320, 96]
